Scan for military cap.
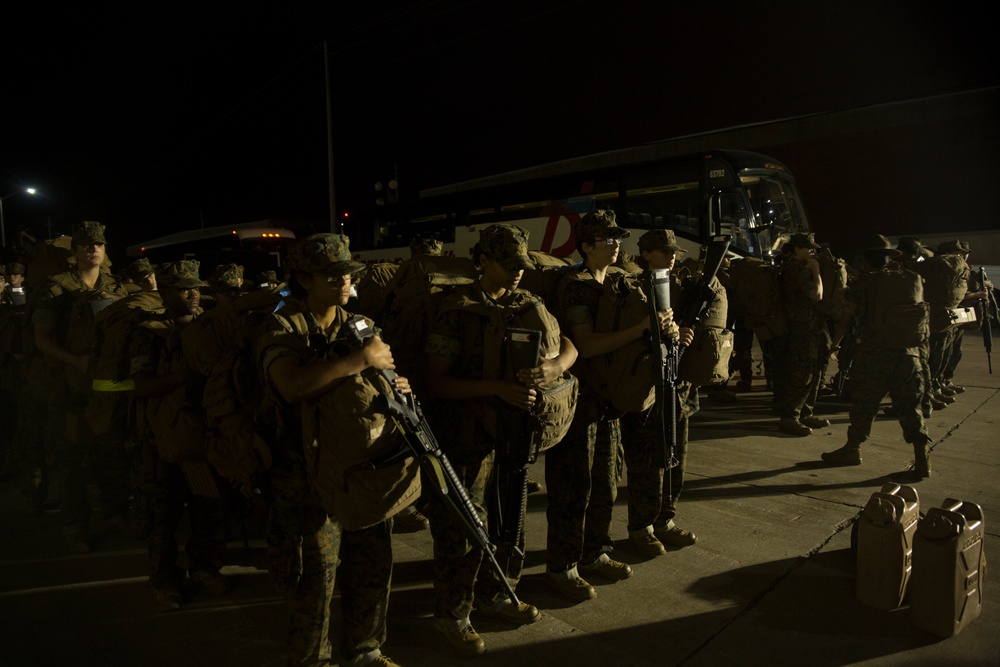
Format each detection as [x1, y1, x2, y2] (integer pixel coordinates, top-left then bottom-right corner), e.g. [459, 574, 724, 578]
[936, 240, 964, 255]
[126, 258, 154, 281]
[958, 240, 972, 254]
[72, 221, 107, 245]
[209, 263, 244, 290]
[574, 210, 630, 247]
[256, 270, 278, 285]
[783, 232, 820, 251]
[155, 260, 209, 289]
[864, 234, 902, 257]
[409, 235, 443, 257]
[637, 229, 686, 254]
[0, 265, 6, 276]
[478, 224, 535, 271]
[896, 236, 923, 256]
[8, 263, 24, 275]
[287, 233, 365, 277]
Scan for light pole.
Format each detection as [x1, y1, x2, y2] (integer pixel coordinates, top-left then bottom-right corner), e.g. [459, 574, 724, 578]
[0, 187, 38, 248]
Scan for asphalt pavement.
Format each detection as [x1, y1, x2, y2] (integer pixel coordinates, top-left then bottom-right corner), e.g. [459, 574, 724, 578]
[1, 335, 997, 667]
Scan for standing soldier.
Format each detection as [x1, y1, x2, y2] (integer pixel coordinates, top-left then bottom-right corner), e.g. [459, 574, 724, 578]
[32, 221, 129, 551]
[821, 235, 932, 477]
[546, 210, 668, 601]
[259, 234, 403, 667]
[131, 261, 229, 609]
[424, 224, 574, 656]
[918, 240, 970, 407]
[622, 230, 696, 557]
[773, 233, 829, 436]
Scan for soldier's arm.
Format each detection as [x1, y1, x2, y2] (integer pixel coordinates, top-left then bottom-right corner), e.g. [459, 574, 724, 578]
[267, 335, 394, 404]
[426, 352, 535, 408]
[570, 319, 649, 359]
[517, 335, 578, 387]
[34, 320, 88, 373]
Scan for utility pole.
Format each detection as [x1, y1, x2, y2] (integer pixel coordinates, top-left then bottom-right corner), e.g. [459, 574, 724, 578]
[324, 40, 338, 233]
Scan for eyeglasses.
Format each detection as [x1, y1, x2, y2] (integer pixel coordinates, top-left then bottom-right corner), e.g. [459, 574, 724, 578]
[596, 237, 622, 246]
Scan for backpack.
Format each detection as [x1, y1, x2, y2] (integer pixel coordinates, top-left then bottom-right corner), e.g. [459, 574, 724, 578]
[135, 318, 207, 463]
[62, 284, 124, 394]
[518, 250, 579, 311]
[86, 290, 164, 439]
[23, 237, 72, 290]
[728, 258, 786, 340]
[557, 269, 655, 414]
[816, 248, 849, 321]
[677, 276, 733, 386]
[436, 285, 578, 451]
[277, 303, 420, 531]
[355, 262, 400, 320]
[917, 254, 970, 331]
[380, 254, 479, 392]
[197, 286, 285, 489]
[864, 267, 930, 349]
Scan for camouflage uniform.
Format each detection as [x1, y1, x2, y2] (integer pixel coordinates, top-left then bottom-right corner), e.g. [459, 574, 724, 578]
[425, 284, 533, 620]
[259, 234, 393, 665]
[130, 261, 227, 593]
[774, 241, 829, 422]
[622, 382, 697, 531]
[32, 222, 130, 536]
[548, 267, 623, 570]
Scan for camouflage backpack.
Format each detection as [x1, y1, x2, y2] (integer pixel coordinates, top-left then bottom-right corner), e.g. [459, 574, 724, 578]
[557, 268, 655, 414]
[815, 248, 849, 321]
[864, 266, 930, 349]
[86, 290, 164, 440]
[677, 276, 734, 386]
[271, 302, 420, 531]
[917, 254, 970, 332]
[727, 257, 787, 340]
[380, 254, 479, 393]
[435, 284, 579, 452]
[197, 286, 285, 491]
[355, 261, 400, 320]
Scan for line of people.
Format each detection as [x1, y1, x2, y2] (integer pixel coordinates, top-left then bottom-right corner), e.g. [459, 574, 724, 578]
[0, 218, 992, 666]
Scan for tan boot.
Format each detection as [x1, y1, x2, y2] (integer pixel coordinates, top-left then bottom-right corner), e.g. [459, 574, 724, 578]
[821, 443, 862, 466]
[913, 444, 932, 478]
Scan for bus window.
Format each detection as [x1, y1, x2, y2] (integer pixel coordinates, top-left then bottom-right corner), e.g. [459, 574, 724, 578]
[625, 183, 701, 238]
[710, 192, 754, 255]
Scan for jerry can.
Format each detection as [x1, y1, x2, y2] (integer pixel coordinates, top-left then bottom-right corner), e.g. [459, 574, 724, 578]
[910, 499, 986, 637]
[856, 483, 920, 610]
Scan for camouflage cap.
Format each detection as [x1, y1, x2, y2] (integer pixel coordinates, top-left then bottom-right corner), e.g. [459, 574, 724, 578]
[126, 258, 155, 281]
[936, 240, 964, 255]
[287, 233, 365, 277]
[0, 265, 5, 276]
[864, 234, 902, 257]
[72, 220, 107, 245]
[257, 270, 278, 285]
[574, 210, 630, 247]
[783, 232, 820, 251]
[478, 224, 535, 271]
[896, 236, 923, 255]
[7, 262, 24, 275]
[209, 263, 245, 290]
[409, 235, 444, 257]
[958, 240, 972, 254]
[637, 229, 686, 254]
[155, 260, 209, 289]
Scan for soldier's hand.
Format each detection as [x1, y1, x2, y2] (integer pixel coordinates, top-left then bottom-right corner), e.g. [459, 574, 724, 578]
[496, 380, 537, 409]
[361, 336, 395, 371]
[678, 326, 695, 347]
[392, 374, 412, 394]
[74, 354, 91, 374]
[517, 358, 563, 387]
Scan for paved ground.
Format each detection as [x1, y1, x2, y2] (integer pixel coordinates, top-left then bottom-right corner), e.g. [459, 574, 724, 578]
[1, 335, 997, 667]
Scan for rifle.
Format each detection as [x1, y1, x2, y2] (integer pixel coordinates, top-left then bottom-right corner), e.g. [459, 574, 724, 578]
[491, 328, 544, 579]
[646, 267, 677, 471]
[980, 267, 994, 374]
[833, 316, 860, 400]
[340, 316, 522, 605]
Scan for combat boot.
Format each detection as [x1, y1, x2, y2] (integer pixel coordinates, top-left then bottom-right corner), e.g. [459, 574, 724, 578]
[435, 620, 486, 658]
[800, 415, 831, 429]
[913, 443, 932, 478]
[821, 443, 862, 466]
[778, 417, 812, 437]
[933, 391, 956, 405]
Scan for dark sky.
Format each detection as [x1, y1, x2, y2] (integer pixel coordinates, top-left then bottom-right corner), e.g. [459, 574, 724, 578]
[3, 1, 997, 262]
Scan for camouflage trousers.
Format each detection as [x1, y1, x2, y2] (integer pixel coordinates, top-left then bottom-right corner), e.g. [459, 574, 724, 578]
[621, 384, 693, 531]
[847, 345, 929, 447]
[144, 443, 227, 588]
[774, 326, 830, 420]
[943, 327, 965, 382]
[427, 445, 524, 620]
[544, 392, 622, 571]
[928, 329, 957, 392]
[267, 455, 392, 665]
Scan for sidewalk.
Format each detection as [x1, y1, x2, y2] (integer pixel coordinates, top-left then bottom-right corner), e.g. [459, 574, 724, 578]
[1, 335, 996, 667]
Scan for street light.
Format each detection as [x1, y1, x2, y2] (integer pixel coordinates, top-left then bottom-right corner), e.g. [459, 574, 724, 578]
[0, 187, 38, 248]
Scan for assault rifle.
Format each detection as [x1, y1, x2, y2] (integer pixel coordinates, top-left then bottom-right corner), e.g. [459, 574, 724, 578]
[492, 328, 544, 579]
[981, 267, 995, 374]
[341, 316, 522, 605]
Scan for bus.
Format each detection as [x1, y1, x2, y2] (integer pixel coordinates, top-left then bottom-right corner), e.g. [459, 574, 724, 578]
[125, 221, 298, 279]
[348, 149, 810, 265]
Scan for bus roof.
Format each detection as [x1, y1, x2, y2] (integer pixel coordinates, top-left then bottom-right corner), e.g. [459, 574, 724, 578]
[126, 220, 297, 257]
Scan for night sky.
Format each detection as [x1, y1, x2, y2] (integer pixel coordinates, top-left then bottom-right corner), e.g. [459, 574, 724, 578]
[3, 1, 997, 264]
